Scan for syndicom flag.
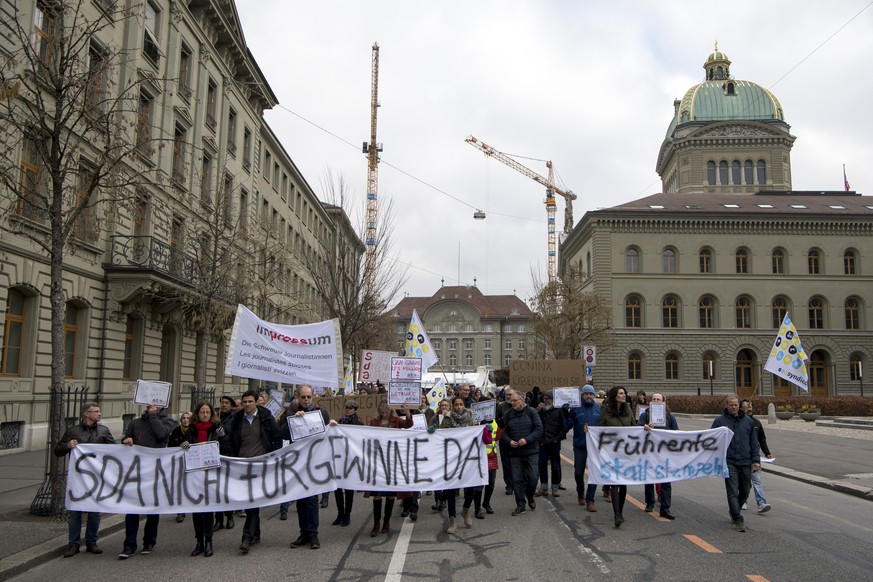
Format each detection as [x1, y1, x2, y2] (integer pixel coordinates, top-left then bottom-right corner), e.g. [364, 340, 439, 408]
[764, 313, 809, 391]
[403, 308, 439, 369]
[426, 378, 448, 411]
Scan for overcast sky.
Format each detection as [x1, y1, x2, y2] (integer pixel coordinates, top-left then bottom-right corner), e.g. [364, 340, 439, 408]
[235, 0, 873, 306]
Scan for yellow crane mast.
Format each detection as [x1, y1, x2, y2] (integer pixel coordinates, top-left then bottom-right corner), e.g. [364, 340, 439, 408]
[465, 135, 577, 283]
[363, 43, 381, 299]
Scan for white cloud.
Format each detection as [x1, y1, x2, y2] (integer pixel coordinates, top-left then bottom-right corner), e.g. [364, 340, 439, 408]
[236, 0, 873, 304]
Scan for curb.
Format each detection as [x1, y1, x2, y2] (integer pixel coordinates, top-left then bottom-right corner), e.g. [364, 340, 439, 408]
[762, 464, 873, 503]
[0, 514, 125, 582]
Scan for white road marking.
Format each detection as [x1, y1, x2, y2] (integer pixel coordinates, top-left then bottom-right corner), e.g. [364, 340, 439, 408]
[546, 499, 611, 575]
[384, 516, 415, 582]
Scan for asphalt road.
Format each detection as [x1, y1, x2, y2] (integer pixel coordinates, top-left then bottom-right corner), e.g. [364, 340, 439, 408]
[8, 435, 873, 582]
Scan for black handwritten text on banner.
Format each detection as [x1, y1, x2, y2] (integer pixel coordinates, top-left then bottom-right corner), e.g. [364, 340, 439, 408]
[66, 425, 487, 514]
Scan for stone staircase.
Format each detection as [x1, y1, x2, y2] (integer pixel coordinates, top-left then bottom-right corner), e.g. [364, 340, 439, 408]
[815, 417, 873, 431]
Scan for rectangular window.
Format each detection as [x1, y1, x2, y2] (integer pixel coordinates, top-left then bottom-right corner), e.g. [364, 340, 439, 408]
[239, 188, 248, 236]
[32, 2, 54, 77]
[1, 290, 25, 376]
[464, 339, 473, 350]
[200, 152, 212, 206]
[19, 139, 45, 221]
[85, 43, 108, 115]
[628, 356, 641, 380]
[243, 127, 252, 170]
[483, 339, 491, 349]
[227, 108, 237, 156]
[222, 173, 234, 225]
[122, 316, 137, 380]
[448, 340, 457, 350]
[504, 339, 511, 350]
[665, 357, 678, 380]
[172, 124, 187, 184]
[178, 44, 192, 100]
[136, 91, 154, 155]
[264, 152, 272, 181]
[63, 305, 79, 378]
[432, 339, 442, 350]
[518, 339, 525, 350]
[132, 194, 148, 237]
[484, 353, 491, 367]
[142, 1, 160, 64]
[205, 79, 217, 130]
[72, 165, 99, 243]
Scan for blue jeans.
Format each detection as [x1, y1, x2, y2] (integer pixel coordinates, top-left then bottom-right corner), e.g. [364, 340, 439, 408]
[572, 445, 597, 503]
[123, 514, 159, 551]
[725, 464, 752, 522]
[297, 495, 319, 537]
[751, 468, 767, 506]
[510, 454, 538, 508]
[68, 511, 100, 546]
[538, 442, 562, 489]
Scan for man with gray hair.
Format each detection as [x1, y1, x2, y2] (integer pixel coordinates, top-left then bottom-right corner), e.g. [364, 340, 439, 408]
[711, 393, 760, 532]
[54, 402, 115, 557]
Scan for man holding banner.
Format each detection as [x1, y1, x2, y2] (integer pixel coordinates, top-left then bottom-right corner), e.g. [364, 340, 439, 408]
[711, 394, 760, 532]
[227, 390, 282, 553]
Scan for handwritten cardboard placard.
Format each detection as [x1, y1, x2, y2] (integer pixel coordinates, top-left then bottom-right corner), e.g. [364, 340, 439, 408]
[391, 357, 423, 381]
[134, 380, 172, 408]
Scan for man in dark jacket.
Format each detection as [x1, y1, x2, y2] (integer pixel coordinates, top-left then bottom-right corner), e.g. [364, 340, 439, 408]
[638, 393, 678, 519]
[228, 390, 282, 553]
[55, 402, 115, 557]
[501, 392, 543, 516]
[741, 400, 773, 513]
[564, 385, 601, 512]
[536, 392, 566, 497]
[118, 404, 175, 559]
[711, 394, 760, 532]
[281, 384, 332, 550]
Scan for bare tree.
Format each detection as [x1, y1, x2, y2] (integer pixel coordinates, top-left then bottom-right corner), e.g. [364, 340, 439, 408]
[301, 170, 407, 377]
[0, 1, 168, 514]
[529, 265, 613, 360]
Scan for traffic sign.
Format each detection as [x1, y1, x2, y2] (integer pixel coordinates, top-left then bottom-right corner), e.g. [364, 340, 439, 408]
[582, 345, 596, 366]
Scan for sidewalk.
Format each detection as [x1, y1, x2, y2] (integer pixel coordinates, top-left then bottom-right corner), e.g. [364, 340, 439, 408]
[0, 416, 871, 580]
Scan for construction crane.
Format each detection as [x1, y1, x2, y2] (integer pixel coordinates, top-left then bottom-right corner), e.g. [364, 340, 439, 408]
[363, 43, 382, 299]
[465, 135, 577, 283]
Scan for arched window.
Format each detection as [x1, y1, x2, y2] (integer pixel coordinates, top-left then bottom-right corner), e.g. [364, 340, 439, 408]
[625, 247, 640, 273]
[707, 161, 716, 185]
[736, 296, 752, 329]
[809, 297, 825, 329]
[1, 289, 26, 375]
[771, 249, 785, 274]
[726, 82, 735, 95]
[756, 159, 767, 184]
[735, 249, 749, 274]
[807, 249, 821, 274]
[625, 295, 643, 328]
[662, 295, 679, 328]
[662, 248, 675, 273]
[665, 353, 679, 380]
[731, 160, 741, 185]
[719, 161, 729, 185]
[772, 296, 789, 328]
[628, 352, 642, 380]
[699, 248, 712, 274]
[744, 160, 754, 184]
[699, 296, 716, 328]
[845, 297, 861, 330]
[844, 249, 857, 275]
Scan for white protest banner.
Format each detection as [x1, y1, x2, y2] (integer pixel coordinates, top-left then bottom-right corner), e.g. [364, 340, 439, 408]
[359, 349, 394, 384]
[388, 381, 421, 406]
[287, 410, 326, 441]
[471, 400, 496, 423]
[764, 312, 809, 391]
[403, 309, 438, 369]
[391, 357, 423, 381]
[552, 387, 581, 408]
[225, 305, 343, 388]
[66, 425, 487, 513]
[134, 380, 171, 408]
[183, 441, 221, 472]
[585, 426, 732, 486]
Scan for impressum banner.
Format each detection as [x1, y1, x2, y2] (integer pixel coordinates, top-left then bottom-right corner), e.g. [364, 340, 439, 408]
[585, 426, 732, 485]
[66, 425, 487, 514]
[225, 304, 343, 388]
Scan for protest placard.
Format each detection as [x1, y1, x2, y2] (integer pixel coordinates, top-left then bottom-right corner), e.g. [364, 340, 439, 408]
[265, 399, 283, 419]
[134, 379, 172, 408]
[391, 357, 423, 381]
[183, 441, 221, 472]
[648, 403, 666, 427]
[388, 381, 422, 406]
[359, 349, 395, 384]
[410, 414, 427, 431]
[471, 400, 496, 423]
[287, 410, 326, 441]
[509, 360, 584, 392]
[552, 387, 581, 408]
